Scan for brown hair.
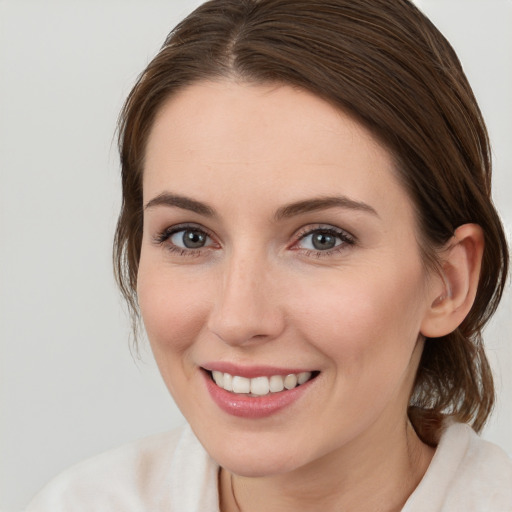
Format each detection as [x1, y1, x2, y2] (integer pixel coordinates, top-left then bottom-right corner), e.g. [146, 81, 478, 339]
[114, 0, 509, 444]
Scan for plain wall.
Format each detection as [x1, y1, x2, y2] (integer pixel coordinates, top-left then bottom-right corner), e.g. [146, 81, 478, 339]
[0, 1, 510, 511]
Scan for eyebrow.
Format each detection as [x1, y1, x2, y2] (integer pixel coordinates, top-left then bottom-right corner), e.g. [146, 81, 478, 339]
[144, 192, 378, 220]
[274, 196, 378, 220]
[144, 192, 216, 217]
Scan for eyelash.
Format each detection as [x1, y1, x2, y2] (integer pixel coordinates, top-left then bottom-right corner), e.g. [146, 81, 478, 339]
[153, 223, 216, 257]
[152, 223, 356, 258]
[292, 225, 356, 258]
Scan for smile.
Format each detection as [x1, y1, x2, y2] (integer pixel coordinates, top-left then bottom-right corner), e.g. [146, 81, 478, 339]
[210, 370, 314, 396]
[202, 367, 320, 418]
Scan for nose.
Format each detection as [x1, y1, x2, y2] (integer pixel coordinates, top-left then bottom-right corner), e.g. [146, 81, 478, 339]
[207, 251, 285, 346]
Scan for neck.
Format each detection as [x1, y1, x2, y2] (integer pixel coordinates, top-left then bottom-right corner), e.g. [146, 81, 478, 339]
[219, 418, 434, 512]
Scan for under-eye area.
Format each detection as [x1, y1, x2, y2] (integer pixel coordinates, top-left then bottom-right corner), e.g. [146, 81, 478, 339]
[203, 368, 321, 397]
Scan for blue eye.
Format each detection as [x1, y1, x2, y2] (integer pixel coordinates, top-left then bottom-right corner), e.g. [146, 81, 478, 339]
[154, 225, 215, 254]
[170, 228, 210, 249]
[301, 231, 341, 250]
[296, 227, 354, 253]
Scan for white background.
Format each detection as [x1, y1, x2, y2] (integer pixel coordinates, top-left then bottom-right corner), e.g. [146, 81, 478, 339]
[0, 1, 510, 511]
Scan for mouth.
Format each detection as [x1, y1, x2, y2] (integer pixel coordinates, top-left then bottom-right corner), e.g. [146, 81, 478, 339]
[203, 368, 320, 397]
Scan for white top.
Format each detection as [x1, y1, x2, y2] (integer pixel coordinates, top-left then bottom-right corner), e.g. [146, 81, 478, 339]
[26, 422, 512, 511]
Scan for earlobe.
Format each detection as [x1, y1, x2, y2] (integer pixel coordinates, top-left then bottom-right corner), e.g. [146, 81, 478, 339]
[420, 224, 484, 338]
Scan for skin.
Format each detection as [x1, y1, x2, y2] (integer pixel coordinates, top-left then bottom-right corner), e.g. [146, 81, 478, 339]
[137, 81, 442, 511]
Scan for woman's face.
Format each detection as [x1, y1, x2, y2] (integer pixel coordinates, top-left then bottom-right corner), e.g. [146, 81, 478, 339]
[138, 81, 435, 476]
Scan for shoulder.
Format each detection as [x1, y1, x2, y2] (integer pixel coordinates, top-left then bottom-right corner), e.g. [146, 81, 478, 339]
[25, 424, 219, 512]
[446, 423, 512, 510]
[405, 422, 512, 512]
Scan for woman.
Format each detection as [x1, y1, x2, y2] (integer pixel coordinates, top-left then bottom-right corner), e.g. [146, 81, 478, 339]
[27, 0, 511, 510]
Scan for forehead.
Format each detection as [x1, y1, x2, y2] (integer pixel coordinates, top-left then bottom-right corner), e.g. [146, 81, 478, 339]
[143, 80, 413, 224]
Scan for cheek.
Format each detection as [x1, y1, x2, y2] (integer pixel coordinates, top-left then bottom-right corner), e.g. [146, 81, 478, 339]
[137, 260, 210, 358]
[290, 263, 426, 370]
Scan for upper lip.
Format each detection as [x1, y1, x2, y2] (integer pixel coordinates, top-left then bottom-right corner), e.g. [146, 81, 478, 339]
[201, 362, 316, 379]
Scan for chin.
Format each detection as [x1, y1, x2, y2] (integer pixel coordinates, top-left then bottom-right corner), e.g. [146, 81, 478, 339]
[218, 452, 304, 478]
[197, 427, 321, 478]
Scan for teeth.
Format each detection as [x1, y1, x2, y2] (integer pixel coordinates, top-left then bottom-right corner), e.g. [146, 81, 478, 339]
[210, 370, 313, 396]
[223, 373, 233, 392]
[251, 376, 270, 395]
[232, 376, 251, 394]
[269, 375, 285, 393]
[297, 372, 311, 385]
[284, 374, 298, 389]
[212, 371, 224, 387]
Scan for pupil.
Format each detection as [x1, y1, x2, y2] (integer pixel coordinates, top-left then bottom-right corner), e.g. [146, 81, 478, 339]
[312, 232, 336, 250]
[183, 230, 206, 249]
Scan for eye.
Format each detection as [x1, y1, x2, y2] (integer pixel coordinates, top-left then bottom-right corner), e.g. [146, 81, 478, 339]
[153, 224, 217, 254]
[170, 228, 210, 249]
[301, 231, 341, 251]
[293, 226, 355, 254]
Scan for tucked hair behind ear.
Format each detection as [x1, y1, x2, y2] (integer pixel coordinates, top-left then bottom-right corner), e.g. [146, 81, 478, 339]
[115, 0, 509, 444]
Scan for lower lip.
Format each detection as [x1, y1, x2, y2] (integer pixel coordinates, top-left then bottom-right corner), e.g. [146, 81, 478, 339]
[202, 370, 316, 419]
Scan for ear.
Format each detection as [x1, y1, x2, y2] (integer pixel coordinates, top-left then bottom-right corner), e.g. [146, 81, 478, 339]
[420, 223, 484, 338]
